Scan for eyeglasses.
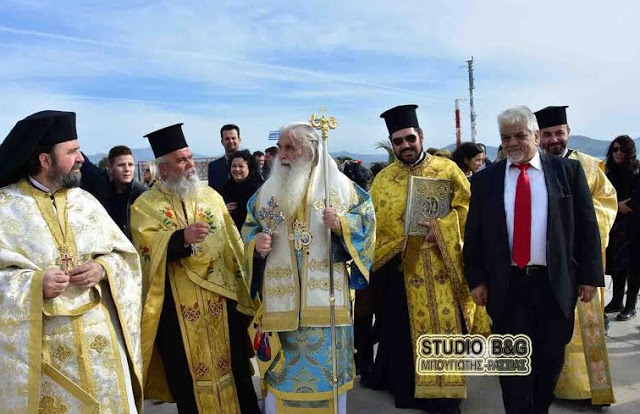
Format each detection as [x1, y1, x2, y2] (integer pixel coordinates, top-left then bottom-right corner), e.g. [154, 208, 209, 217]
[391, 134, 418, 146]
[612, 146, 627, 154]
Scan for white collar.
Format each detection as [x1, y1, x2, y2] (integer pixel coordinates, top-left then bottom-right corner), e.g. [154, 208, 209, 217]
[403, 151, 426, 167]
[506, 149, 542, 171]
[28, 176, 51, 193]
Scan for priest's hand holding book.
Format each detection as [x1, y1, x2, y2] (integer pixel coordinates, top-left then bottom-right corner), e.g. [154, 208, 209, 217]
[417, 219, 436, 243]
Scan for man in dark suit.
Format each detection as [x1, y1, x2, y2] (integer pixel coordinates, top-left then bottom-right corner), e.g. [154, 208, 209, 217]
[463, 105, 603, 414]
[207, 123, 242, 193]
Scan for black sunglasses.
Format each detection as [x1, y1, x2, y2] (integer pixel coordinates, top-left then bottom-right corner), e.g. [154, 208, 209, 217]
[612, 146, 627, 154]
[391, 134, 418, 146]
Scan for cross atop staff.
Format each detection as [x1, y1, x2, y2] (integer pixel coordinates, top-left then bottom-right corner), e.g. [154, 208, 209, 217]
[309, 107, 338, 141]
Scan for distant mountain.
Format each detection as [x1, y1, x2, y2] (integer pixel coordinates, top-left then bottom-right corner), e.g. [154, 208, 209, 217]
[330, 151, 388, 165]
[562, 135, 609, 159]
[445, 135, 640, 161]
[87, 136, 639, 167]
[564, 135, 640, 159]
[87, 148, 390, 166]
[331, 135, 628, 167]
[86, 148, 212, 164]
[442, 143, 499, 161]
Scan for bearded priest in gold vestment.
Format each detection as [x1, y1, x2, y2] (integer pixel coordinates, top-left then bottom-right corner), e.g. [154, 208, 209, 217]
[536, 106, 618, 405]
[0, 111, 144, 413]
[368, 105, 490, 413]
[131, 123, 256, 414]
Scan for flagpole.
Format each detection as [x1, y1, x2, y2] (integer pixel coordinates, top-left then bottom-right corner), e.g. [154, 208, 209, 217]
[310, 108, 339, 414]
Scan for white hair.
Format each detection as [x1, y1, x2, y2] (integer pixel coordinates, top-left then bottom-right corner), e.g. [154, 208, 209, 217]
[154, 155, 171, 180]
[154, 154, 200, 198]
[259, 122, 319, 216]
[155, 155, 168, 165]
[497, 105, 539, 133]
[279, 122, 319, 165]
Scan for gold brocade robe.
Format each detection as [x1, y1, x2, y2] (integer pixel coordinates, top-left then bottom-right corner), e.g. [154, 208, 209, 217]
[0, 180, 144, 413]
[370, 155, 491, 399]
[554, 150, 618, 404]
[131, 182, 254, 413]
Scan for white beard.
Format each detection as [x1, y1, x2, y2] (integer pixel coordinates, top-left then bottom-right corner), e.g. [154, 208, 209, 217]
[163, 168, 201, 200]
[262, 158, 312, 217]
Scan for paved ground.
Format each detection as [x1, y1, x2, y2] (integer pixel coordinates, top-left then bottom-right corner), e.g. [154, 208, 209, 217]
[146, 276, 640, 412]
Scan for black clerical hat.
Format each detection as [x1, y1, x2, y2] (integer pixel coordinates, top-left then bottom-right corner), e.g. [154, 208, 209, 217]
[0, 110, 78, 188]
[380, 104, 420, 135]
[534, 106, 569, 129]
[144, 123, 188, 158]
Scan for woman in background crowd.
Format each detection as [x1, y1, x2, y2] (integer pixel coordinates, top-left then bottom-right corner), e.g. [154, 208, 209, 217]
[494, 144, 505, 162]
[451, 141, 485, 179]
[222, 149, 264, 231]
[142, 161, 158, 187]
[476, 142, 491, 167]
[604, 135, 640, 321]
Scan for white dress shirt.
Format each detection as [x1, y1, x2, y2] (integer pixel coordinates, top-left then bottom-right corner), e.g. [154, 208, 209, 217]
[504, 151, 548, 266]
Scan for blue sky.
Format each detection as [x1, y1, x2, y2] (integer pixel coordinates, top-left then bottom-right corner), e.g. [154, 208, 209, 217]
[1, 0, 639, 157]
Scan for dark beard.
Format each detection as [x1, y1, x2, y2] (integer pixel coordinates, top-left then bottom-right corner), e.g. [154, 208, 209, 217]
[545, 143, 566, 156]
[57, 171, 82, 188]
[395, 147, 425, 166]
[48, 159, 82, 189]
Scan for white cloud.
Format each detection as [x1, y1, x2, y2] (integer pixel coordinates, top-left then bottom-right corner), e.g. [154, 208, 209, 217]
[1, 0, 639, 159]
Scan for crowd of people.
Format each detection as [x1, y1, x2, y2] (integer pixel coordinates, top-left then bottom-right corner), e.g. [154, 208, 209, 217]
[0, 104, 637, 414]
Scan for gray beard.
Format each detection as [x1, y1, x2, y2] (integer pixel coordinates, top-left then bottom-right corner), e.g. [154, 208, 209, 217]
[163, 169, 201, 200]
[263, 159, 311, 217]
[48, 163, 82, 189]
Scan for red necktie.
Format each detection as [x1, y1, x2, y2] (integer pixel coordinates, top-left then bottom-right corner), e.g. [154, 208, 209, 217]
[512, 163, 531, 268]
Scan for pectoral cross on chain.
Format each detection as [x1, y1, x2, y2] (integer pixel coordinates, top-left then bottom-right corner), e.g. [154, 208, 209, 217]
[58, 252, 75, 273]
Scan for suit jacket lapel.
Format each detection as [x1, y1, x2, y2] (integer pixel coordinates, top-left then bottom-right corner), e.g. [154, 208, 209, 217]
[541, 153, 560, 206]
[491, 160, 510, 254]
[541, 153, 563, 264]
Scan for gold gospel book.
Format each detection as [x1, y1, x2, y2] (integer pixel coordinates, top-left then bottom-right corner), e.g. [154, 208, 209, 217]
[404, 176, 453, 236]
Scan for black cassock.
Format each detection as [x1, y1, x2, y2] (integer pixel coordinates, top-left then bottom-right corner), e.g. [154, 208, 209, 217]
[367, 254, 462, 414]
[155, 230, 261, 414]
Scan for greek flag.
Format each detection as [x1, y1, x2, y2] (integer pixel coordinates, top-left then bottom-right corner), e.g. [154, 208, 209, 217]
[268, 130, 280, 141]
